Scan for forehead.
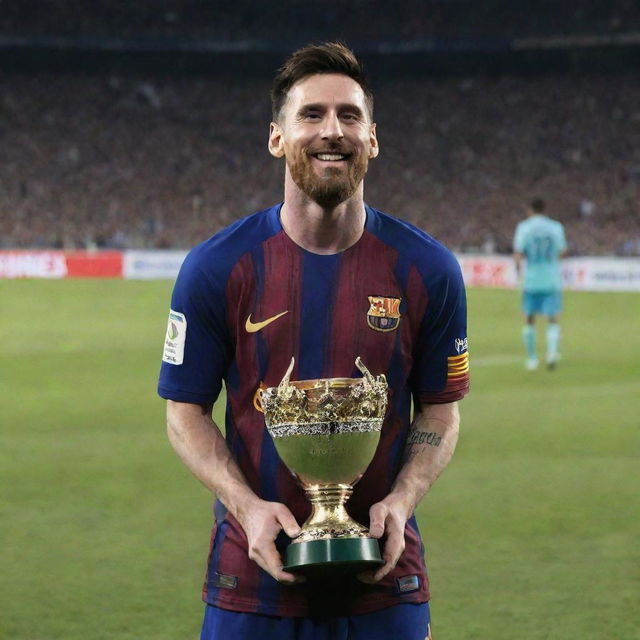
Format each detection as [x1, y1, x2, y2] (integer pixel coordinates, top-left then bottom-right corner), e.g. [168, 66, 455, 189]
[284, 73, 369, 116]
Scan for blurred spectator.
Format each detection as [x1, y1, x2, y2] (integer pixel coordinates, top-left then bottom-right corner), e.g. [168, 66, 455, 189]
[1, 71, 639, 255]
[579, 199, 596, 219]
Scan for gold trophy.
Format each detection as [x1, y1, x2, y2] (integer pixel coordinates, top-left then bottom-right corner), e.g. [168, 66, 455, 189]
[260, 357, 388, 575]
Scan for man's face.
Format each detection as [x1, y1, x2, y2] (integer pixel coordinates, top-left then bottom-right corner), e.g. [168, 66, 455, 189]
[269, 73, 378, 208]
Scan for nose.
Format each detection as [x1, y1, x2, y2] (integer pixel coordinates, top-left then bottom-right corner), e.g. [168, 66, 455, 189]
[320, 111, 344, 141]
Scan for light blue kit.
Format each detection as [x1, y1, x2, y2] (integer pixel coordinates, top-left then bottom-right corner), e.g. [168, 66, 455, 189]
[514, 215, 567, 292]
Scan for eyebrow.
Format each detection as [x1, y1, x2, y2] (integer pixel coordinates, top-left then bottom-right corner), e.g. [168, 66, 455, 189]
[297, 102, 365, 117]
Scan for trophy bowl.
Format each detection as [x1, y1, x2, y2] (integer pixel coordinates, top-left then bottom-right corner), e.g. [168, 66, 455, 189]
[260, 357, 388, 575]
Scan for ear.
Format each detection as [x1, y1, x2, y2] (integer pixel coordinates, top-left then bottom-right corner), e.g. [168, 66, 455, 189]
[268, 122, 285, 158]
[368, 123, 379, 159]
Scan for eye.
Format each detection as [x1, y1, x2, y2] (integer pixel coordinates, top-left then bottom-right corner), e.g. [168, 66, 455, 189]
[340, 112, 361, 123]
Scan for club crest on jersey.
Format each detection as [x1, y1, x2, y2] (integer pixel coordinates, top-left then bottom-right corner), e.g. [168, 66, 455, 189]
[367, 296, 401, 332]
[455, 337, 468, 354]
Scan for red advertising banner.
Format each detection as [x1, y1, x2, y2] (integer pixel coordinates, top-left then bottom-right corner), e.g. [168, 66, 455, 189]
[64, 251, 123, 278]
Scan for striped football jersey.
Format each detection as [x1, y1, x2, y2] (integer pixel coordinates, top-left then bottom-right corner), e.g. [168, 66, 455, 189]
[158, 204, 469, 616]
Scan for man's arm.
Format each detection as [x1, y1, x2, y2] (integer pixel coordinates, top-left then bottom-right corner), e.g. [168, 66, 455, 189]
[361, 401, 460, 582]
[513, 251, 524, 278]
[166, 400, 302, 583]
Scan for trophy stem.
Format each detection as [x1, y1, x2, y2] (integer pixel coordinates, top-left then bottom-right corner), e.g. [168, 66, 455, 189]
[284, 483, 382, 574]
[297, 484, 369, 542]
[307, 483, 352, 509]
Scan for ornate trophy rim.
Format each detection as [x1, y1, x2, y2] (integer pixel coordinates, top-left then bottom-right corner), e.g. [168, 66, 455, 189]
[260, 357, 388, 428]
[283, 376, 366, 390]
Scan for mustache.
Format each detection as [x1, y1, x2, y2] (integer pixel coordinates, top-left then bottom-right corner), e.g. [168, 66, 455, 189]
[306, 143, 353, 155]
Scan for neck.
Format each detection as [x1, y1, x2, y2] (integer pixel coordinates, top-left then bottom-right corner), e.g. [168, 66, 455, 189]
[279, 170, 366, 255]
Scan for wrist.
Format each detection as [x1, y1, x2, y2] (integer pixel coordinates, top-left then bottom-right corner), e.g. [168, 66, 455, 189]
[227, 489, 263, 526]
[382, 489, 417, 520]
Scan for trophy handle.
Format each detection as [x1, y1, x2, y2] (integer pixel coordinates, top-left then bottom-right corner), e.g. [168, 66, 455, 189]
[253, 385, 267, 413]
[278, 357, 296, 390]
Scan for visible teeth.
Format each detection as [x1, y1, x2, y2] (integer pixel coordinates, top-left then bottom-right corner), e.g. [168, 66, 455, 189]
[316, 153, 345, 161]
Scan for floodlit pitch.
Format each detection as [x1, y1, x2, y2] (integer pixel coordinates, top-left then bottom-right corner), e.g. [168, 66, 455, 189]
[2, 280, 639, 639]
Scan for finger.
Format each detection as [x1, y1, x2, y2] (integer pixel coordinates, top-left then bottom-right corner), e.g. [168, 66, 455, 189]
[275, 505, 302, 539]
[251, 540, 288, 579]
[373, 549, 399, 582]
[373, 559, 394, 582]
[253, 538, 306, 585]
[368, 503, 388, 539]
[274, 568, 307, 585]
[356, 570, 378, 584]
[265, 551, 306, 585]
[373, 532, 405, 581]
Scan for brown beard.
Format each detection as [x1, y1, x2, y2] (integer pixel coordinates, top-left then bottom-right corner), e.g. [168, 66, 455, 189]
[288, 146, 369, 209]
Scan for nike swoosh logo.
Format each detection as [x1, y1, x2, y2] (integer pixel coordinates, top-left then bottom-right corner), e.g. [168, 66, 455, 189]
[245, 310, 289, 333]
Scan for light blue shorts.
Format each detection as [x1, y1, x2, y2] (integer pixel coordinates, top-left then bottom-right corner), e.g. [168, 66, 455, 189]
[522, 290, 562, 316]
[201, 602, 431, 640]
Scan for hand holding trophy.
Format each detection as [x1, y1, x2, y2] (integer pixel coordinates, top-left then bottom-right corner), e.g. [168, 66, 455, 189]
[260, 357, 388, 576]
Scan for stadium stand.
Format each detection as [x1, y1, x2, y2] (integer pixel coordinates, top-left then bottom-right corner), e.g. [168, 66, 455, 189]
[1, 71, 638, 255]
[1, 1, 639, 255]
[2, 1, 640, 41]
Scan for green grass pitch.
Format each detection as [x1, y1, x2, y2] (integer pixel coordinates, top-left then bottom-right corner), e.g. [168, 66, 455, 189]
[2, 280, 639, 639]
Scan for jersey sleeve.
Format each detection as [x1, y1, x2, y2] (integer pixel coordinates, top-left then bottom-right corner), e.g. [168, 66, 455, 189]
[411, 251, 469, 405]
[157, 248, 233, 406]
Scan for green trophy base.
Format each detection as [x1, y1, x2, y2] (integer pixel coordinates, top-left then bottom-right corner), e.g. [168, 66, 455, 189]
[284, 537, 383, 576]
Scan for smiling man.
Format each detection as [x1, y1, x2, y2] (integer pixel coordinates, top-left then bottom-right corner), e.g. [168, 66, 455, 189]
[270, 71, 376, 215]
[158, 42, 469, 640]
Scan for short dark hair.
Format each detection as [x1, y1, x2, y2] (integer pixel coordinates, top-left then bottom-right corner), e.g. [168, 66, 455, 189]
[531, 197, 546, 213]
[270, 41, 374, 122]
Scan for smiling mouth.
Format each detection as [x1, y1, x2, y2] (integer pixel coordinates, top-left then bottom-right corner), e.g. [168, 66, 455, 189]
[311, 152, 351, 162]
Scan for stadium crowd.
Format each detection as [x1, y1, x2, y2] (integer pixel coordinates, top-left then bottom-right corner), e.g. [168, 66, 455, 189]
[3, 0, 639, 42]
[1, 70, 639, 255]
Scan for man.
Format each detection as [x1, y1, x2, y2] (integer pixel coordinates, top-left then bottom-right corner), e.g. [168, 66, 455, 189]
[158, 42, 469, 640]
[513, 197, 568, 370]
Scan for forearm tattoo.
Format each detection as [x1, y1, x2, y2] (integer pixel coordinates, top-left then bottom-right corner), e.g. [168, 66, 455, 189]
[406, 430, 442, 447]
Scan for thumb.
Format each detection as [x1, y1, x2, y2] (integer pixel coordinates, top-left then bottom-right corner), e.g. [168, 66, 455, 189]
[368, 503, 388, 539]
[276, 505, 302, 539]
